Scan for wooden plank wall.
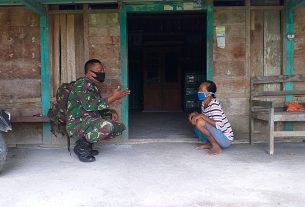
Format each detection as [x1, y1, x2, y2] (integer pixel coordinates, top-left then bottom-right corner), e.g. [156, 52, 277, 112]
[214, 7, 283, 141]
[49, 13, 85, 145]
[294, 7, 305, 81]
[214, 8, 250, 140]
[87, 11, 121, 116]
[293, 7, 305, 131]
[0, 7, 41, 103]
[0, 7, 43, 145]
[50, 14, 84, 95]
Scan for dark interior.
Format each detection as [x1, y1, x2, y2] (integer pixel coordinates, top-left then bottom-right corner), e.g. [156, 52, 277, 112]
[127, 12, 207, 139]
[128, 12, 207, 112]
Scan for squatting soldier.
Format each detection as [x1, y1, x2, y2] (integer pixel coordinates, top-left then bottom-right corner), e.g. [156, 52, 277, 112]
[66, 59, 130, 162]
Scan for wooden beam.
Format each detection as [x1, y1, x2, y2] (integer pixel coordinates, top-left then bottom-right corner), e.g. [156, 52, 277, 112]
[0, 0, 20, 5]
[250, 6, 284, 10]
[19, 0, 46, 15]
[285, 7, 294, 100]
[246, 0, 251, 88]
[287, 0, 305, 11]
[206, 0, 213, 80]
[39, 0, 117, 3]
[119, 4, 128, 139]
[40, 15, 52, 144]
[284, 3, 294, 131]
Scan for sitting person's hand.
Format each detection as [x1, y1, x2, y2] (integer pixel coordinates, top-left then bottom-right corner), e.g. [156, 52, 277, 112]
[191, 114, 208, 125]
[188, 112, 199, 123]
[111, 109, 119, 122]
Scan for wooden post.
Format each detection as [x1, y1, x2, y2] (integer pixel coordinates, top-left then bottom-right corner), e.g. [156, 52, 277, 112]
[284, 4, 295, 131]
[268, 108, 275, 155]
[120, 4, 129, 139]
[40, 15, 51, 144]
[246, 0, 251, 143]
[206, 0, 214, 80]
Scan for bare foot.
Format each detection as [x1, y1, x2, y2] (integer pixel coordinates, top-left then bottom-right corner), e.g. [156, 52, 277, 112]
[208, 145, 222, 155]
[196, 143, 212, 150]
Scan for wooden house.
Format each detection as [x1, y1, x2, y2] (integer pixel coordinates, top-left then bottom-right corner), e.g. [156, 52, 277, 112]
[0, 0, 304, 146]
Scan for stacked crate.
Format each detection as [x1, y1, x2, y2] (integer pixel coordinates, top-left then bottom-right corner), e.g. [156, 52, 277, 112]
[184, 73, 205, 112]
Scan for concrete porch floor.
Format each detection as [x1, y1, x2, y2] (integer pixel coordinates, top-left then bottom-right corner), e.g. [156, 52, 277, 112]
[1, 142, 305, 207]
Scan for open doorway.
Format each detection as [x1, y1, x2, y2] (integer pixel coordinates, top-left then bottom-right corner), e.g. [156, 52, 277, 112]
[128, 12, 207, 139]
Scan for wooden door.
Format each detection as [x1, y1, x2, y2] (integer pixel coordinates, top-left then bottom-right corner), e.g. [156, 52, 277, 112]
[49, 14, 84, 96]
[143, 47, 181, 111]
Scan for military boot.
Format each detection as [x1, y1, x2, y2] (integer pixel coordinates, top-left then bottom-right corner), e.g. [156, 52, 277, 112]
[76, 139, 99, 156]
[74, 137, 96, 162]
[90, 144, 99, 156]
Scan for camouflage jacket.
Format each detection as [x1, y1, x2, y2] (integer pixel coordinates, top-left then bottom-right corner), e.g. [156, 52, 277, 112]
[66, 77, 110, 137]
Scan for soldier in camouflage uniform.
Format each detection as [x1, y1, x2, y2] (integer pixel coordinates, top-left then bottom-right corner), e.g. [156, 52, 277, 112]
[66, 59, 130, 162]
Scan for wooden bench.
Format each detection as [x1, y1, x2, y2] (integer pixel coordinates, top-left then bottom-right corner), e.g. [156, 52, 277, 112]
[250, 74, 305, 155]
[10, 115, 49, 123]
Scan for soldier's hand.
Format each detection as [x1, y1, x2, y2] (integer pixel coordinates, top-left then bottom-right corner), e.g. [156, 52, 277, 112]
[113, 86, 130, 99]
[108, 86, 130, 104]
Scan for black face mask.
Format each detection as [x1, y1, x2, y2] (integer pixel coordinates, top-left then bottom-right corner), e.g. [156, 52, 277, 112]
[92, 71, 105, 83]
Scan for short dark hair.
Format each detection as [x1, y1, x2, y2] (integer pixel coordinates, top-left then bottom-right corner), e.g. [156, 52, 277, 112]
[84, 59, 102, 74]
[206, 80, 217, 98]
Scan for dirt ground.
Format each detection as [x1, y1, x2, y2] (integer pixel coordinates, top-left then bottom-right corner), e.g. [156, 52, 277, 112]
[1, 142, 305, 207]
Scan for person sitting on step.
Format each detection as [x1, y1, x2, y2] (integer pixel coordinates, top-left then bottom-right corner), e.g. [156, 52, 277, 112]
[188, 80, 234, 155]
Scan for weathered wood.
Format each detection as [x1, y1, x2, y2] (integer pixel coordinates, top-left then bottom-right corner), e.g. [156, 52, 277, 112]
[250, 6, 284, 10]
[295, 7, 305, 75]
[0, 79, 41, 99]
[268, 108, 274, 155]
[52, 14, 60, 95]
[273, 131, 305, 137]
[250, 10, 264, 77]
[274, 112, 305, 121]
[66, 14, 76, 82]
[49, 10, 83, 14]
[251, 112, 269, 121]
[250, 74, 305, 154]
[11, 116, 49, 123]
[250, 114, 254, 144]
[245, 0, 251, 83]
[74, 14, 85, 79]
[0, 97, 55, 104]
[263, 10, 282, 92]
[253, 90, 305, 97]
[252, 100, 273, 108]
[83, 4, 89, 62]
[253, 110, 305, 122]
[60, 14, 67, 83]
[251, 74, 305, 84]
[1, 102, 42, 117]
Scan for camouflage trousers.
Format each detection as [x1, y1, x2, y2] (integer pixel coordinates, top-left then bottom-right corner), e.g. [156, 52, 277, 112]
[67, 117, 125, 143]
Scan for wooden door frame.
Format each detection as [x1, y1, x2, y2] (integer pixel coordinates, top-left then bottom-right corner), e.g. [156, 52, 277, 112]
[119, 0, 214, 139]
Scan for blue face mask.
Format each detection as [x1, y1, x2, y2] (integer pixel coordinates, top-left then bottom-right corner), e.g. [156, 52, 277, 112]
[197, 92, 206, 101]
[198, 92, 212, 101]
